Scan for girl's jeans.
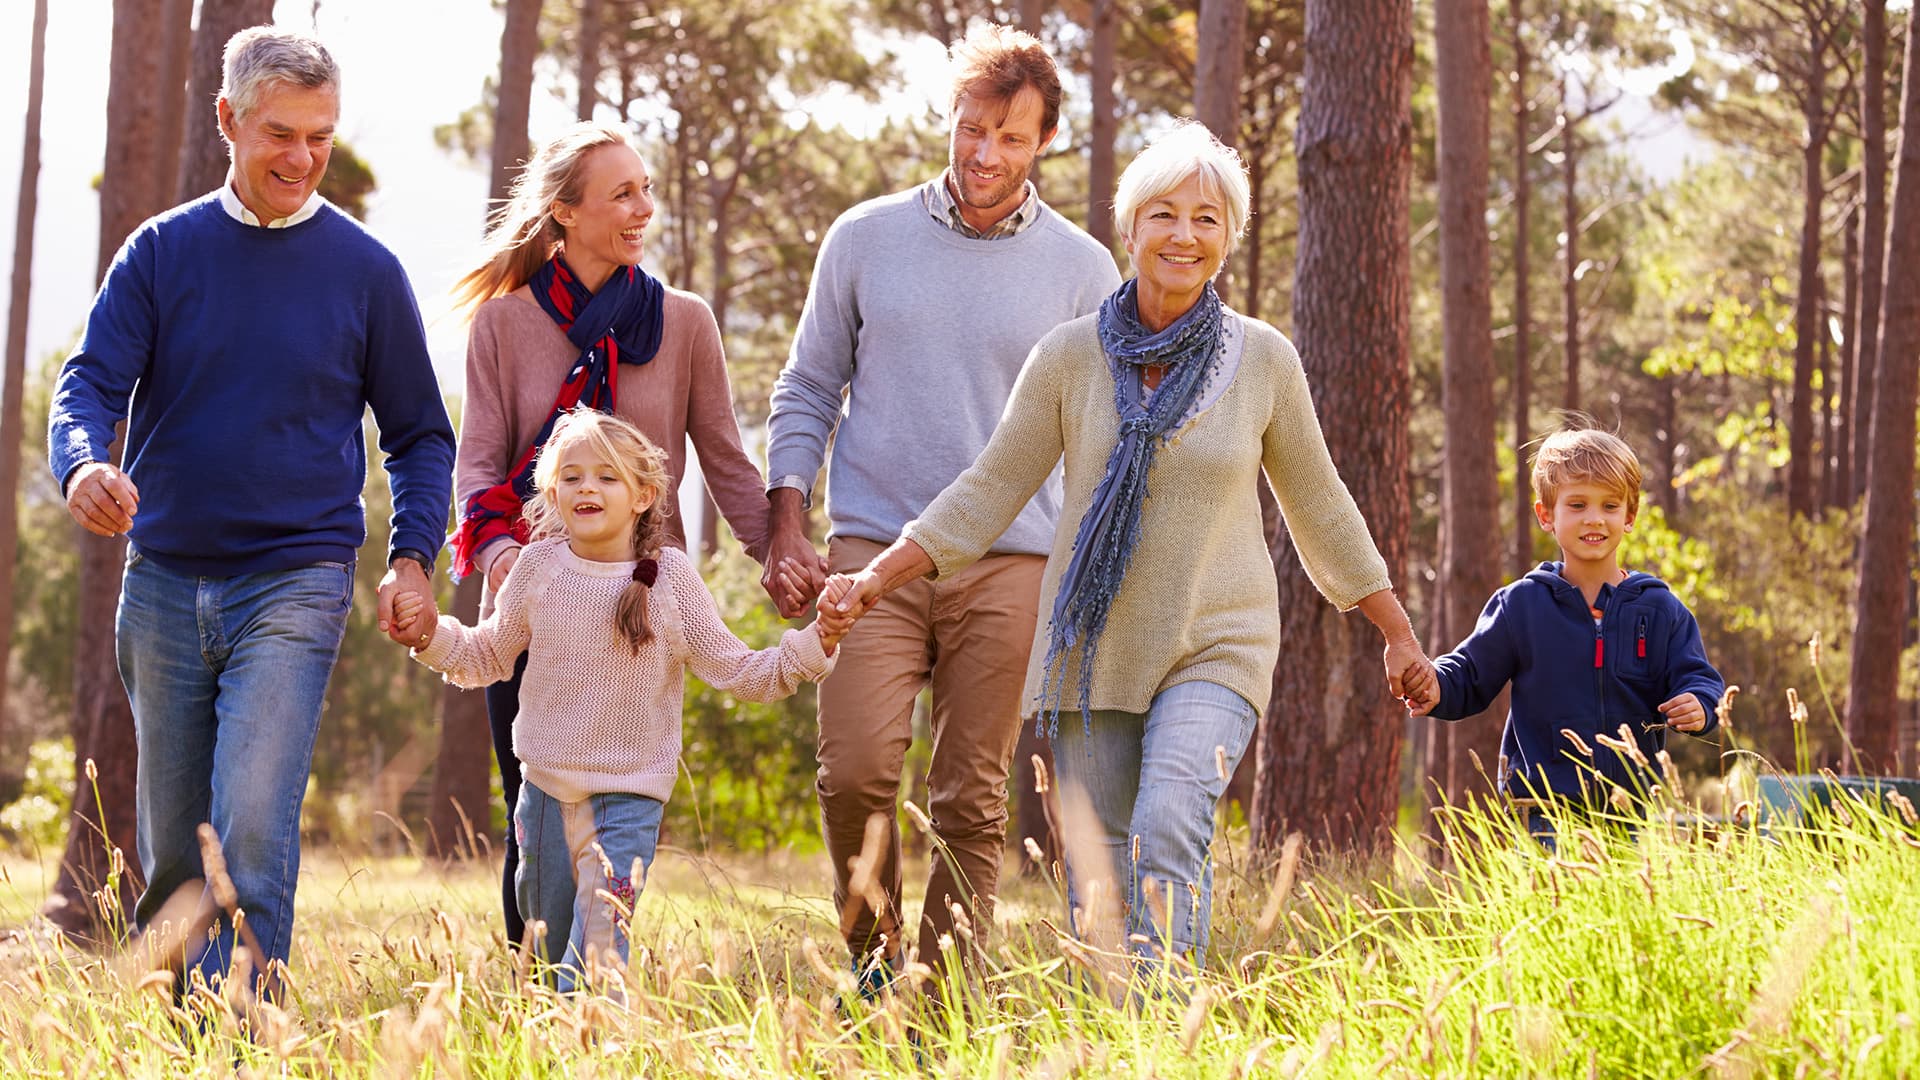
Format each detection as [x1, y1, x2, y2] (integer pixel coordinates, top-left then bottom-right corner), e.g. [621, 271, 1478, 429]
[514, 780, 663, 992]
[1051, 680, 1257, 965]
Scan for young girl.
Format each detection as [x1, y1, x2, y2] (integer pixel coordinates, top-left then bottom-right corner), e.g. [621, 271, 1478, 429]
[392, 410, 848, 990]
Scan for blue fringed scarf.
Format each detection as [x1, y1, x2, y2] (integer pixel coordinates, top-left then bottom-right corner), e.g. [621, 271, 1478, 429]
[1036, 279, 1225, 739]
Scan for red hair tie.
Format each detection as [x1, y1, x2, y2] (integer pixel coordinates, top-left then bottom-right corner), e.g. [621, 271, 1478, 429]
[633, 558, 658, 586]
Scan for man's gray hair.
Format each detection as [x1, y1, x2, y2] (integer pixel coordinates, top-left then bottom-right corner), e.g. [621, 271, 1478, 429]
[219, 27, 340, 120]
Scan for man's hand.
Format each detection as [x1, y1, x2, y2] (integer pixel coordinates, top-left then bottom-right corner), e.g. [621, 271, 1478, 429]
[65, 462, 140, 537]
[1659, 693, 1707, 733]
[390, 591, 437, 650]
[485, 546, 520, 594]
[378, 557, 434, 646]
[761, 489, 827, 617]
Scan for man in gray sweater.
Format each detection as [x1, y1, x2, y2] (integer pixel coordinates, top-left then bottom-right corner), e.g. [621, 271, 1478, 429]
[764, 25, 1119, 989]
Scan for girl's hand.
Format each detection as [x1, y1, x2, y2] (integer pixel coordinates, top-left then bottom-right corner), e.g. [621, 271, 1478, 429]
[812, 577, 863, 653]
[1659, 693, 1706, 732]
[392, 591, 437, 650]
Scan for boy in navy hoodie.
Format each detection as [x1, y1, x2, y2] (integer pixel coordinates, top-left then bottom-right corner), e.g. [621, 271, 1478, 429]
[1413, 427, 1724, 821]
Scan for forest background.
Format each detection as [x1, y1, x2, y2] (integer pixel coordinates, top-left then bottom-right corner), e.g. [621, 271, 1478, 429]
[0, 0, 1916, 933]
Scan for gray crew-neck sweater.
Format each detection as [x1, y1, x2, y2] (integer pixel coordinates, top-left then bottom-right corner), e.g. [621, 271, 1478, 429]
[767, 182, 1120, 553]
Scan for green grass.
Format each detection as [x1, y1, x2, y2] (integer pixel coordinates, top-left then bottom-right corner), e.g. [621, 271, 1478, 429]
[1, 785, 1918, 1077]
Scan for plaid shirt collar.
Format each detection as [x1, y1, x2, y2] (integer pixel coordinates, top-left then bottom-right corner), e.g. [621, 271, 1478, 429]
[924, 171, 1041, 240]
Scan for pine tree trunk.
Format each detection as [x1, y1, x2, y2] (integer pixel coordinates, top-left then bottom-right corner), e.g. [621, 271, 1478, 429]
[1852, 0, 1889, 505]
[154, 0, 194, 199]
[49, 0, 175, 939]
[428, 576, 492, 859]
[1429, 0, 1504, 816]
[1847, 0, 1920, 775]
[1561, 76, 1579, 413]
[175, 0, 277, 203]
[1086, 0, 1116, 251]
[1788, 65, 1828, 519]
[0, 0, 49, 768]
[1510, 0, 1533, 577]
[1252, 0, 1412, 854]
[576, 0, 604, 121]
[490, 0, 541, 208]
[1837, 202, 1859, 504]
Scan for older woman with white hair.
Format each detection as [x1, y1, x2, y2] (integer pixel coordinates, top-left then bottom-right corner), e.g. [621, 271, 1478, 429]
[818, 121, 1434, 967]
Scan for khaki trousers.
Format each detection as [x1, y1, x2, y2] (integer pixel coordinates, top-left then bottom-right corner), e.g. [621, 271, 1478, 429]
[816, 536, 1044, 969]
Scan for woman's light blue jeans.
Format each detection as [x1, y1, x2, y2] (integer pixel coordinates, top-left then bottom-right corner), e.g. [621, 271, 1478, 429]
[514, 780, 662, 992]
[1051, 679, 1256, 965]
[118, 552, 353, 996]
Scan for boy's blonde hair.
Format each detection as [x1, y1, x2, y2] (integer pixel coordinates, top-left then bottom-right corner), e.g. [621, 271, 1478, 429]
[1530, 425, 1645, 518]
[525, 410, 671, 654]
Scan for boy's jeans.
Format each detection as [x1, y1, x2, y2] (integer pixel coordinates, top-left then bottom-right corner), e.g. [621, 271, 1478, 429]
[515, 780, 662, 992]
[118, 552, 352, 993]
[1052, 679, 1256, 965]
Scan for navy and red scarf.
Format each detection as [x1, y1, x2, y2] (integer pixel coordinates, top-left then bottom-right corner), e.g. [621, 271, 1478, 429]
[448, 257, 666, 580]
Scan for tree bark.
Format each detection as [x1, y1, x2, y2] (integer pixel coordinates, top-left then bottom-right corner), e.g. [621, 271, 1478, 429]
[0, 0, 49, 765]
[490, 0, 542, 209]
[175, 0, 277, 203]
[1195, 0, 1248, 141]
[1787, 40, 1829, 519]
[428, 576, 492, 859]
[1837, 202, 1858, 505]
[1429, 0, 1504, 816]
[1511, 0, 1533, 577]
[1852, 0, 1888, 505]
[49, 0, 176, 939]
[1086, 0, 1116, 251]
[1561, 73, 1579, 414]
[1253, 0, 1412, 855]
[1847, 0, 1920, 775]
[576, 0, 604, 121]
[154, 0, 194, 200]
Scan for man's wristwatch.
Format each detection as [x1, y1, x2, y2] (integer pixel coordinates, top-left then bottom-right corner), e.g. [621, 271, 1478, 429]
[389, 548, 434, 574]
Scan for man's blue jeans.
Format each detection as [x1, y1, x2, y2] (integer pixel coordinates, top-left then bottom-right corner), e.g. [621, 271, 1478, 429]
[514, 779, 663, 992]
[117, 552, 352, 992]
[1052, 680, 1256, 965]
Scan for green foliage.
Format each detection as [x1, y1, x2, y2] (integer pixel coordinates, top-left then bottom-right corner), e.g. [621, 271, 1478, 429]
[673, 545, 821, 854]
[9, 352, 79, 740]
[317, 136, 378, 221]
[0, 737, 73, 852]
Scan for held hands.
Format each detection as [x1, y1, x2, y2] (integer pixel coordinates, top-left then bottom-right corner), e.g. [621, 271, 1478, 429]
[809, 570, 887, 653]
[388, 589, 438, 650]
[1659, 692, 1707, 732]
[1385, 637, 1441, 716]
[760, 517, 829, 618]
[65, 462, 140, 536]
[377, 557, 435, 647]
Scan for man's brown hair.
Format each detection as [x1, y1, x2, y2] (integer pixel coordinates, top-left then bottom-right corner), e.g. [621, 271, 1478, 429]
[949, 24, 1063, 138]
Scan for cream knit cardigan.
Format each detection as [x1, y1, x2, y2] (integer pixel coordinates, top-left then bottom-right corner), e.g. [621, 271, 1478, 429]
[902, 311, 1391, 718]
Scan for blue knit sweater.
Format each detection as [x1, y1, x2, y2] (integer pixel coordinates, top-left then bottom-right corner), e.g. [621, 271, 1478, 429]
[48, 194, 454, 576]
[1429, 564, 1726, 804]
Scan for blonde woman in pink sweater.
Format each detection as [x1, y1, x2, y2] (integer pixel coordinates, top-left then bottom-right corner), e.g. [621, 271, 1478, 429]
[447, 122, 788, 945]
[394, 411, 848, 991]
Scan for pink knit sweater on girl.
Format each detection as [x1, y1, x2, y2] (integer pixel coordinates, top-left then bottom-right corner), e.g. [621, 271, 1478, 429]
[414, 539, 832, 803]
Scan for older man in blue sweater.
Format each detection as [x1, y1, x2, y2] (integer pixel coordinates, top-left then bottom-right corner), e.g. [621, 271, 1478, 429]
[47, 28, 453, 996]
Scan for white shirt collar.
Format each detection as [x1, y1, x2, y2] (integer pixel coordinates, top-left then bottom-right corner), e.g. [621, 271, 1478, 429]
[218, 172, 324, 228]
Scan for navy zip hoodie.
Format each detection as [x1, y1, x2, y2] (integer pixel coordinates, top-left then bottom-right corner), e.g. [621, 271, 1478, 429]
[1429, 562, 1725, 805]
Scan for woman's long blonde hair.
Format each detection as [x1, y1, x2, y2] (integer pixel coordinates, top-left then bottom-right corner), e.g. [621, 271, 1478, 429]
[524, 410, 672, 654]
[451, 122, 640, 315]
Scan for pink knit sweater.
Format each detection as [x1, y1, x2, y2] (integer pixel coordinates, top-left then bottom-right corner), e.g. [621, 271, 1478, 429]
[414, 540, 833, 803]
[456, 286, 772, 584]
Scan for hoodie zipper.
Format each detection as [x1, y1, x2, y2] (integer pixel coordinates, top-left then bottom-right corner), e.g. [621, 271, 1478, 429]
[1636, 614, 1648, 659]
